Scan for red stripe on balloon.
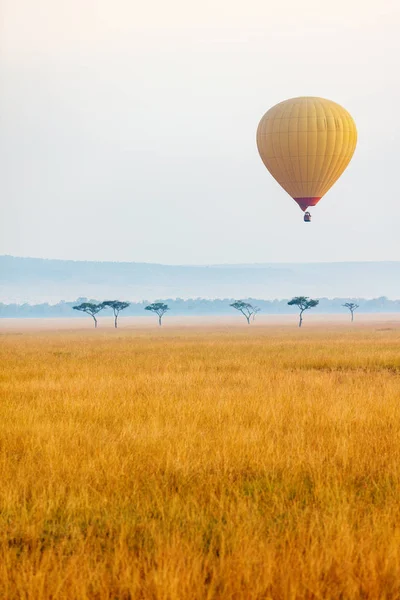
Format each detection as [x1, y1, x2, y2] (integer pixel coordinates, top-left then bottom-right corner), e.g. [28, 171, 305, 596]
[293, 197, 321, 211]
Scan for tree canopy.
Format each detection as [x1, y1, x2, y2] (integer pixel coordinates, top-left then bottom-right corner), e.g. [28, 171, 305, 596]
[101, 300, 130, 328]
[287, 296, 319, 327]
[145, 302, 169, 326]
[343, 302, 360, 321]
[230, 301, 259, 324]
[72, 302, 104, 328]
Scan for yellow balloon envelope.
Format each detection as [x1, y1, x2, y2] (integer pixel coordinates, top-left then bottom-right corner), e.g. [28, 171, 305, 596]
[256, 97, 357, 212]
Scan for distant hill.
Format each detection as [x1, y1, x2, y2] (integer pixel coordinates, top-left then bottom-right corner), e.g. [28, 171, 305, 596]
[1, 255, 400, 303]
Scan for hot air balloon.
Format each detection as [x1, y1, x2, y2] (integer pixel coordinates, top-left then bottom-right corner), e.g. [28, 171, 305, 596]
[256, 97, 357, 222]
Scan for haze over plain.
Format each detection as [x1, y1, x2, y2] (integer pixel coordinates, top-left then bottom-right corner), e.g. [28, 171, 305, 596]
[3, 256, 400, 304]
[1, 0, 399, 264]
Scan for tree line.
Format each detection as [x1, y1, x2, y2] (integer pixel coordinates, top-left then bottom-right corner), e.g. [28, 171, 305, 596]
[1, 296, 395, 319]
[231, 299, 360, 327]
[73, 301, 169, 328]
[71, 297, 360, 328]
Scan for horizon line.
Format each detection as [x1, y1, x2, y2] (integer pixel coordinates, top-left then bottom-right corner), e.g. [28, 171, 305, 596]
[2, 255, 400, 267]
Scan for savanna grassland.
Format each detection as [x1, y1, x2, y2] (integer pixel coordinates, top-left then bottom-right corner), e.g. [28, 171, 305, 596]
[1, 321, 400, 599]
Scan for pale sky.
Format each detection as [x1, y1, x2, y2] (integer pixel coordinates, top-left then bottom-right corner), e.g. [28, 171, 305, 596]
[1, 0, 399, 264]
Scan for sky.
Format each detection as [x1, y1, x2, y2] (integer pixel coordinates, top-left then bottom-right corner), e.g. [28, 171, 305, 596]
[1, 0, 399, 264]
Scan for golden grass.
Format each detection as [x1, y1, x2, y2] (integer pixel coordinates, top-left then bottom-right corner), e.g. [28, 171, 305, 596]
[1, 324, 400, 599]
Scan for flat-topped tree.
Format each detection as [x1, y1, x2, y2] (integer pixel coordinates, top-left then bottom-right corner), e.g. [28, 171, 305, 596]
[287, 296, 319, 328]
[72, 302, 104, 328]
[230, 301, 257, 324]
[343, 302, 359, 322]
[101, 300, 130, 328]
[145, 302, 169, 326]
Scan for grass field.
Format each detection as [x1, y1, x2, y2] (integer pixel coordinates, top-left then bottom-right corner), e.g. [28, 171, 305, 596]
[1, 321, 400, 599]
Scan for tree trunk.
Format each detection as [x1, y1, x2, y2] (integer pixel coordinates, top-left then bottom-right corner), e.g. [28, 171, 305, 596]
[159, 315, 162, 326]
[299, 312, 303, 327]
[114, 315, 118, 328]
[351, 311, 354, 322]
[246, 316, 250, 324]
[93, 316, 97, 328]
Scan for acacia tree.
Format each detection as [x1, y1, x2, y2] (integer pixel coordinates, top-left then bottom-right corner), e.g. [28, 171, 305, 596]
[101, 300, 130, 328]
[72, 302, 104, 328]
[230, 300, 257, 324]
[287, 296, 319, 327]
[343, 302, 359, 322]
[145, 302, 169, 326]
